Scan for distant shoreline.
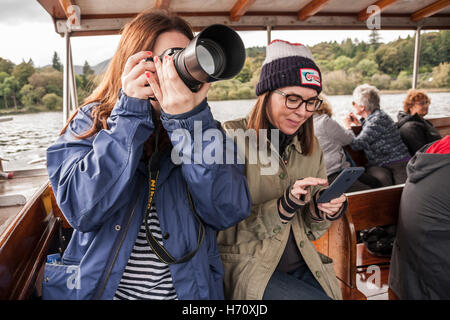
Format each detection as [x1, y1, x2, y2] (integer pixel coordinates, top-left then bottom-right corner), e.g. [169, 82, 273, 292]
[378, 88, 450, 95]
[1, 88, 449, 116]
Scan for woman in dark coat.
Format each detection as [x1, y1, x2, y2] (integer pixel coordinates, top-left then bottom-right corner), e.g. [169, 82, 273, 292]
[397, 89, 441, 155]
[389, 135, 450, 299]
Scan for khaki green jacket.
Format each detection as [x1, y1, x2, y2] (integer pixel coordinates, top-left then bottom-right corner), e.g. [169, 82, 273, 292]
[217, 116, 343, 300]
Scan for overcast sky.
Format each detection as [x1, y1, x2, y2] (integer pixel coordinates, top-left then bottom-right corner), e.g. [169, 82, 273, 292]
[0, 0, 419, 68]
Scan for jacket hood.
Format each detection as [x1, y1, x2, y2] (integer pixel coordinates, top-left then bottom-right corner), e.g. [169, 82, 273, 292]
[397, 111, 422, 127]
[407, 144, 450, 183]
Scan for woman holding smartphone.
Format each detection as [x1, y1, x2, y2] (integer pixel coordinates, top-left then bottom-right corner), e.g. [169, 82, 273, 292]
[44, 10, 250, 300]
[218, 40, 347, 300]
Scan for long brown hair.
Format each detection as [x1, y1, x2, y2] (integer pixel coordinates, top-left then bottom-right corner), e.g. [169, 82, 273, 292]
[248, 91, 315, 155]
[314, 94, 333, 117]
[60, 9, 193, 140]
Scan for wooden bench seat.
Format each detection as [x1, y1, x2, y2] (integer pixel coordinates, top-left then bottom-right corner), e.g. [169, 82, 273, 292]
[0, 183, 70, 299]
[313, 184, 404, 300]
[326, 116, 450, 299]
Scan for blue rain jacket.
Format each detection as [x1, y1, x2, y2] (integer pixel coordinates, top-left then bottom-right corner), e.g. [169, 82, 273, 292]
[43, 92, 251, 300]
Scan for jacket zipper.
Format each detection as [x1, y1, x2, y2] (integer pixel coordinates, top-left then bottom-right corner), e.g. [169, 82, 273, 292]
[95, 200, 139, 299]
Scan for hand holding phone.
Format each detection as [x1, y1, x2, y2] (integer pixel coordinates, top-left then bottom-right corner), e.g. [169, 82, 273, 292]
[317, 167, 364, 203]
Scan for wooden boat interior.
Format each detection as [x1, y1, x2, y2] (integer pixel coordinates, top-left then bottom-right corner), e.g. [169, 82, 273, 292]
[1, 0, 449, 298]
[0, 116, 449, 300]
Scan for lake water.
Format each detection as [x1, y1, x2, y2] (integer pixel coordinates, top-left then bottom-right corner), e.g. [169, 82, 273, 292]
[1, 92, 449, 170]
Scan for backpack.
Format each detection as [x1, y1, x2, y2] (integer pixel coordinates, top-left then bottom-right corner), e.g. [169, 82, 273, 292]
[360, 225, 397, 258]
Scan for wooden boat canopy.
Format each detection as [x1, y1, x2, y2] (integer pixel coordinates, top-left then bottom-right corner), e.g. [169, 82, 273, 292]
[36, 0, 450, 123]
[38, 0, 450, 37]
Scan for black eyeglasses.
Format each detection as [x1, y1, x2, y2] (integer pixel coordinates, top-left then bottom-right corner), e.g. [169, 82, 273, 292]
[274, 89, 322, 112]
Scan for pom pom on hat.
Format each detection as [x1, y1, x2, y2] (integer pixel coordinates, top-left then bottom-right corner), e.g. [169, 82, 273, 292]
[256, 40, 322, 96]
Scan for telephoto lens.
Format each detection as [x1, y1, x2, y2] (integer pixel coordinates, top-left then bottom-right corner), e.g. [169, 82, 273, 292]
[147, 24, 246, 92]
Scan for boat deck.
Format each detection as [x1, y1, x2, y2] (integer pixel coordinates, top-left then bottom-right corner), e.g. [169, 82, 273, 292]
[0, 168, 48, 238]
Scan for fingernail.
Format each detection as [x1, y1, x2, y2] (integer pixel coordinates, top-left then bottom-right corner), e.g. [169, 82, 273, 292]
[146, 51, 152, 55]
[154, 56, 159, 63]
[145, 72, 150, 78]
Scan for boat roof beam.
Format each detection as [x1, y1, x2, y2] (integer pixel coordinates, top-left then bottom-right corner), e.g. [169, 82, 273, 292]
[54, 14, 450, 37]
[230, 0, 257, 22]
[297, 0, 331, 21]
[357, 0, 400, 21]
[38, 0, 450, 34]
[155, 0, 171, 10]
[411, 0, 450, 21]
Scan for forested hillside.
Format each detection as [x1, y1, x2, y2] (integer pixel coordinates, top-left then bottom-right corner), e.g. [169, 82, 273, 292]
[0, 30, 448, 113]
[208, 30, 449, 99]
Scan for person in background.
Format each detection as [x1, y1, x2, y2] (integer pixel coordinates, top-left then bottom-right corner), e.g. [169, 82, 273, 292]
[397, 89, 441, 155]
[344, 84, 410, 187]
[389, 135, 450, 299]
[218, 40, 347, 300]
[313, 94, 378, 191]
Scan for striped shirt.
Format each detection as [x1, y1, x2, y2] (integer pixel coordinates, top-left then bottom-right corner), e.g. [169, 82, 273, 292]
[113, 205, 178, 300]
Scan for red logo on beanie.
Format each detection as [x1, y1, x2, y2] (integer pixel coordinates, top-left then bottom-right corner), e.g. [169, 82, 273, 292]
[300, 68, 321, 87]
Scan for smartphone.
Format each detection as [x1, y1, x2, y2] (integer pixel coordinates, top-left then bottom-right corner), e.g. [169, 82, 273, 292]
[317, 167, 365, 203]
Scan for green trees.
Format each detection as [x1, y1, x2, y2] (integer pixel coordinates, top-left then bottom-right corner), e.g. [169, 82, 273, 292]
[0, 58, 14, 74]
[19, 84, 37, 106]
[1, 76, 20, 109]
[83, 61, 94, 76]
[0, 52, 94, 112]
[42, 93, 62, 110]
[12, 60, 35, 87]
[52, 52, 63, 72]
[356, 59, 378, 77]
[317, 31, 449, 94]
[0, 31, 448, 111]
[207, 31, 449, 99]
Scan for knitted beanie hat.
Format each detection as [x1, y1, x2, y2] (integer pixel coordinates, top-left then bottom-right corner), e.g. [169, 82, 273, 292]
[256, 39, 322, 96]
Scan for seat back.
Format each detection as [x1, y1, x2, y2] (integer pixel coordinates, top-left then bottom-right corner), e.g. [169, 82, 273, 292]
[428, 116, 450, 136]
[313, 185, 403, 289]
[0, 182, 70, 299]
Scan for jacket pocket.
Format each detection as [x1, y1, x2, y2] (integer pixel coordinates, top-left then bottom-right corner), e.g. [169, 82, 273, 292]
[42, 261, 81, 300]
[317, 252, 342, 300]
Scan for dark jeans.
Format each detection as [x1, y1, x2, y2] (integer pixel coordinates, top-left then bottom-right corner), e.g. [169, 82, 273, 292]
[366, 160, 408, 187]
[262, 265, 331, 300]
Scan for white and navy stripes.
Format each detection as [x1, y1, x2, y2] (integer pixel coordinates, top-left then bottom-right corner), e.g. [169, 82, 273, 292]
[113, 204, 178, 300]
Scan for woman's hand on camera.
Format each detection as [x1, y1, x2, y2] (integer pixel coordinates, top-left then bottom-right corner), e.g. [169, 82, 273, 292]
[317, 194, 346, 218]
[121, 51, 156, 100]
[146, 55, 210, 115]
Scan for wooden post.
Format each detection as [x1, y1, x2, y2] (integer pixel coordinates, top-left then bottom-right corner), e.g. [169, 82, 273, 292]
[63, 31, 70, 125]
[412, 27, 421, 89]
[267, 25, 272, 45]
[68, 41, 78, 113]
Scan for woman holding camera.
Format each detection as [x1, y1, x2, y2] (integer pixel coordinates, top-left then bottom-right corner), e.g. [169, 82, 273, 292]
[44, 10, 251, 300]
[218, 40, 347, 300]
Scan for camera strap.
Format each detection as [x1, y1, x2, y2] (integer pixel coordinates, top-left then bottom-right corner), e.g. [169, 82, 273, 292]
[144, 120, 205, 265]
